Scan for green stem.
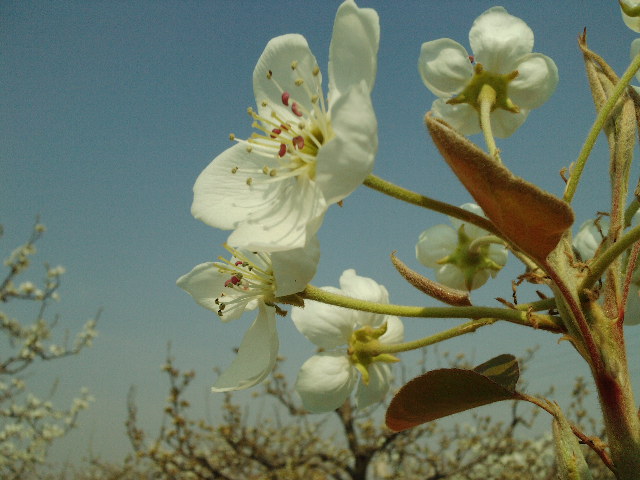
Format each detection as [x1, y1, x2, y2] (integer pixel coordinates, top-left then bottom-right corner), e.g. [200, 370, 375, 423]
[564, 51, 640, 203]
[302, 284, 563, 332]
[374, 318, 496, 355]
[468, 235, 506, 253]
[580, 222, 640, 291]
[363, 174, 501, 237]
[621, 240, 640, 324]
[543, 258, 602, 368]
[516, 297, 557, 313]
[478, 84, 501, 162]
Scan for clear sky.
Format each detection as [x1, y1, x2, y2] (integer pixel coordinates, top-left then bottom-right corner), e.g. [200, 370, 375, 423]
[2, 0, 640, 467]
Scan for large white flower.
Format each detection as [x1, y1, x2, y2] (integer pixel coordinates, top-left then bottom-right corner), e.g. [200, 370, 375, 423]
[418, 6, 558, 138]
[416, 203, 508, 291]
[572, 216, 640, 325]
[292, 269, 404, 413]
[191, 0, 379, 252]
[177, 237, 320, 391]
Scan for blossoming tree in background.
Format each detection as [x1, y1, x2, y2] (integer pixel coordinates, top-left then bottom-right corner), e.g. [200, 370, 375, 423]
[180, 1, 640, 478]
[0, 222, 98, 479]
[124, 351, 615, 480]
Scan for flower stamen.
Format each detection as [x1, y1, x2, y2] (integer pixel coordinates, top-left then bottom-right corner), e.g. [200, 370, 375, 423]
[212, 245, 276, 317]
[225, 59, 334, 189]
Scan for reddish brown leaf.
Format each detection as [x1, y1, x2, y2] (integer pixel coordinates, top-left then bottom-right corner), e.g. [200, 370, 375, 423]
[390, 251, 471, 306]
[426, 114, 574, 262]
[386, 354, 524, 432]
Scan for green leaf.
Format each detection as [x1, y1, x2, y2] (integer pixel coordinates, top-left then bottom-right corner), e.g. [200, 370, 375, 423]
[426, 114, 574, 262]
[473, 353, 520, 391]
[386, 354, 524, 432]
[551, 402, 594, 480]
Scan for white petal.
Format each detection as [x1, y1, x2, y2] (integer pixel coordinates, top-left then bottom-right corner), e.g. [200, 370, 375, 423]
[291, 286, 354, 349]
[435, 263, 467, 291]
[177, 262, 254, 321]
[227, 176, 327, 252]
[573, 218, 609, 261]
[339, 269, 388, 327]
[295, 353, 356, 412]
[416, 224, 457, 268]
[355, 362, 391, 409]
[253, 34, 320, 120]
[379, 316, 404, 345]
[212, 304, 278, 391]
[470, 7, 534, 72]
[488, 244, 509, 268]
[490, 108, 529, 138]
[469, 269, 491, 290]
[449, 203, 488, 240]
[510, 53, 558, 110]
[339, 269, 389, 303]
[419, 38, 473, 97]
[192, 143, 272, 230]
[328, 0, 380, 98]
[315, 82, 377, 205]
[271, 234, 320, 297]
[431, 99, 481, 136]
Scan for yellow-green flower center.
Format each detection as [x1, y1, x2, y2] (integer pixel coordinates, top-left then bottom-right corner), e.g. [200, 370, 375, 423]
[447, 63, 520, 113]
[347, 323, 399, 385]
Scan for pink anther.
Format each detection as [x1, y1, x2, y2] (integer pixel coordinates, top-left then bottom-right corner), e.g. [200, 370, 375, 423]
[292, 136, 305, 150]
[224, 275, 241, 288]
[278, 143, 287, 157]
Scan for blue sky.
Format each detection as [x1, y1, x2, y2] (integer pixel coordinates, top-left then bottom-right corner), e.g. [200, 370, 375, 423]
[2, 0, 640, 467]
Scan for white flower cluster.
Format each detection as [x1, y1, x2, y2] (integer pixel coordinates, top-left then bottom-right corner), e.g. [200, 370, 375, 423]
[178, 0, 383, 394]
[0, 383, 94, 475]
[449, 435, 555, 479]
[1, 223, 97, 476]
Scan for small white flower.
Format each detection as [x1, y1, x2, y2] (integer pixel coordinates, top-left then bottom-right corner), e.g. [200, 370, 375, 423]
[177, 237, 319, 390]
[419, 6, 558, 137]
[18, 282, 35, 294]
[292, 269, 403, 413]
[572, 217, 610, 261]
[621, 1, 640, 32]
[572, 215, 640, 325]
[416, 203, 508, 291]
[192, 0, 379, 252]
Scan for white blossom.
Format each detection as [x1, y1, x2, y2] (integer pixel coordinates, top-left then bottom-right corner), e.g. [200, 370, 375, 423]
[419, 6, 558, 137]
[177, 238, 319, 391]
[416, 203, 508, 291]
[191, 0, 379, 252]
[292, 269, 403, 412]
